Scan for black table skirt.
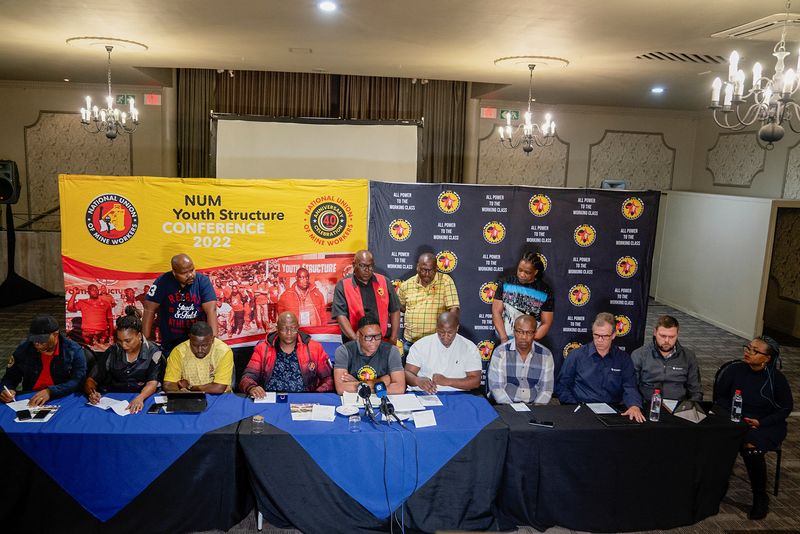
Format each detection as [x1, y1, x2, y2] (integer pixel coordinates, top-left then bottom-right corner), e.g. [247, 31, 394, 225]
[494, 405, 747, 532]
[239, 417, 508, 534]
[0, 422, 253, 534]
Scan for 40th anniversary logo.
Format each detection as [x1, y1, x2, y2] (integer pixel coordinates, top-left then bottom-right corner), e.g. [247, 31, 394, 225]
[304, 196, 354, 246]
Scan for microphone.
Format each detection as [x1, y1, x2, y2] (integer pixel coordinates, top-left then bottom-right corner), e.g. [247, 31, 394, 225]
[374, 382, 407, 428]
[358, 382, 377, 423]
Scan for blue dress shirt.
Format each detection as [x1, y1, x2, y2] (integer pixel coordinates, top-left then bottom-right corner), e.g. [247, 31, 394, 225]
[556, 343, 642, 407]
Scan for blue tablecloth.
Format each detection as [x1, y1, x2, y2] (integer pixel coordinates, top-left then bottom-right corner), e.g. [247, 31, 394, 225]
[249, 392, 498, 519]
[0, 393, 264, 521]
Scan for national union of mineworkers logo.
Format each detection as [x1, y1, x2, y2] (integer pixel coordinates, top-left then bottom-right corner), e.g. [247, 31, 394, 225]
[574, 224, 596, 247]
[568, 284, 591, 306]
[478, 340, 495, 361]
[483, 221, 506, 244]
[616, 256, 638, 278]
[437, 190, 461, 214]
[563, 342, 582, 358]
[307, 200, 348, 240]
[85, 194, 139, 245]
[529, 194, 552, 217]
[388, 219, 411, 241]
[436, 250, 458, 273]
[622, 197, 644, 220]
[391, 279, 402, 292]
[356, 365, 377, 382]
[615, 315, 632, 337]
[479, 281, 498, 304]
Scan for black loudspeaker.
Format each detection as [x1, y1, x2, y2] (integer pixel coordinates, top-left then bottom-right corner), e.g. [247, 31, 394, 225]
[0, 160, 21, 204]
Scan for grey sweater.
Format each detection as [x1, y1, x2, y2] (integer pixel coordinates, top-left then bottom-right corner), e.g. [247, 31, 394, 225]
[630, 340, 703, 401]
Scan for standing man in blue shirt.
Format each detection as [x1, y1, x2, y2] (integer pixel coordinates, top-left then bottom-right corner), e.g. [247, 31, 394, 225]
[142, 254, 218, 356]
[556, 312, 645, 422]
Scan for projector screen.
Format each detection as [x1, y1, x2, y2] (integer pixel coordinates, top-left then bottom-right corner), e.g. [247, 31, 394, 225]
[212, 116, 421, 182]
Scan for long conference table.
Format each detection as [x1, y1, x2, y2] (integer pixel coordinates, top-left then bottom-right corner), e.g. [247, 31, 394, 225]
[0, 392, 746, 534]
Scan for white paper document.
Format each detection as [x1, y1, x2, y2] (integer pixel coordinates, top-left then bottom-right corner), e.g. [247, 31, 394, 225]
[412, 410, 437, 428]
[88, 397, 130, 416]
[416, 395, 443, 407]
[310, 404, 336, 422]
[5, 399, 31, 412]
[253, 392, 277, 403]
[586, 403, 617, 414]
[153, 395, 168, 404]
[662, 399, 679, 413]
[342, 391, 380, 407]
[510, 402, 531, 412]
[387, 394, 425, 412]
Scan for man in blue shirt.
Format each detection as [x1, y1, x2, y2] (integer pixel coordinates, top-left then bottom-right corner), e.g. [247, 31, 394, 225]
[142, 254, 218, 356]
[556, 312, 645, 422]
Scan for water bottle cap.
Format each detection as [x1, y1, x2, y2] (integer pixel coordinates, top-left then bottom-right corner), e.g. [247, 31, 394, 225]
[735, 389, 742, 394]
[654, 389, 661, 394]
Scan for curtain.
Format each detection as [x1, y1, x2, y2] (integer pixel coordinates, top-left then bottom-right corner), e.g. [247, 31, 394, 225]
[176, 69, 467, 182]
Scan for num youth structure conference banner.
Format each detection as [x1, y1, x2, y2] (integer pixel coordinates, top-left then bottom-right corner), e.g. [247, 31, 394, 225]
[369, 182, 660, 379]
[59, 175, 368, 351]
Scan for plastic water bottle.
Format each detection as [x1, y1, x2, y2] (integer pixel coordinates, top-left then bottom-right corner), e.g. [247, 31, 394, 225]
[731, 389, 743, 422]
[649, 388, 662, 422]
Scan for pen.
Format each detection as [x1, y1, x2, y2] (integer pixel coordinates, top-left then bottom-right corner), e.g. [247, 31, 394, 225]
[3, 385, 14, 399]
[573, 404, 581, 413]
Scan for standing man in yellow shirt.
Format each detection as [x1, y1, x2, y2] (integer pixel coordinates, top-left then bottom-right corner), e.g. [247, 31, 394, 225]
[163, 322, 233, 394]
[398, 252, 460, 356]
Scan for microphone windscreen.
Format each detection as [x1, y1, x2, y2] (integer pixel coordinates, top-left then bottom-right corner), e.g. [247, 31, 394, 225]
[357, 382, 371, 399]
[374, 381, 387, 398]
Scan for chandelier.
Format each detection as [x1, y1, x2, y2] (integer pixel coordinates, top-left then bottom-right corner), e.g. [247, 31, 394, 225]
[709, 1, 800, 148]
[79, 45, 139, 140]
[499, 64, 556, 154]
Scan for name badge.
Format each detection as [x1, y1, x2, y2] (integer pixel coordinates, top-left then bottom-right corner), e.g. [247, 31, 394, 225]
[610, 367, 621, 372]
[671, 366, 684, 371]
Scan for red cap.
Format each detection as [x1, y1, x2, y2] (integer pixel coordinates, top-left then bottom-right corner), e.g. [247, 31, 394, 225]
[735, 389, 742, 394]
[654, 389, 661, 394]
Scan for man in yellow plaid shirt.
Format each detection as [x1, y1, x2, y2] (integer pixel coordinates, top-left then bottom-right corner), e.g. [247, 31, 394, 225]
[163, 321, 233, 393]
[398, 253, 460, 355]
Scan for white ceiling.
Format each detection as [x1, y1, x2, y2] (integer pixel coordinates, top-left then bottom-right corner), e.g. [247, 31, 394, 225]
[2, 0, 800, 110]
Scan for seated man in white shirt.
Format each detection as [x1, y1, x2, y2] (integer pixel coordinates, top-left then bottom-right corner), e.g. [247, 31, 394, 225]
[404, 312, 482, 393]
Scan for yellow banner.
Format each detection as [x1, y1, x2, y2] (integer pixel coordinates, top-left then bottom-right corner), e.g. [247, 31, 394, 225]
[59, 175, 369, 272]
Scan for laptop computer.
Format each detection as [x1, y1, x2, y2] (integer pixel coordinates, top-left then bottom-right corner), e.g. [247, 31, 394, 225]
[165, 392, 208, 413]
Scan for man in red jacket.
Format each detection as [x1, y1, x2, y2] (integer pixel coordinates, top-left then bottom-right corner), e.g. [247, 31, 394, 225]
[239, 311, 333, 395]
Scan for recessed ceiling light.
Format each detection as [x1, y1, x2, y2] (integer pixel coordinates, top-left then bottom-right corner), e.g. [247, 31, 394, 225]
[651, 86, 665, 94]
[318, 1, 337, 12]
[63, 78, 70, 82]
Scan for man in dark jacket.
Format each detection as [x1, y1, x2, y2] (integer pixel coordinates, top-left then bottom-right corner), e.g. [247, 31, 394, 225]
[630, 314, 702, 401]
[239, 312, 333, 395]
[1, 315, 87, 406]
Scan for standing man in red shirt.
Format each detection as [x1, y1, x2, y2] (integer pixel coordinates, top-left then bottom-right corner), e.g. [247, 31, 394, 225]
[277, 267, 328, 329]
[67, 284, 114, 346]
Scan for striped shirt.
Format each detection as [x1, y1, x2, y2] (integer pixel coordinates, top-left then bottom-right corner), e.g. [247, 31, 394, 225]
[488, 339, 554, 404]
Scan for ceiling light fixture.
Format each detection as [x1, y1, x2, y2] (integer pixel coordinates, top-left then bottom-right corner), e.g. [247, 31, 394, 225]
[499, 64, 556, 155]
[318, 1, 337, 12]
[709, 0, 800, 148]
[79, 45, 138, 140]
[651, 86, 665, 94]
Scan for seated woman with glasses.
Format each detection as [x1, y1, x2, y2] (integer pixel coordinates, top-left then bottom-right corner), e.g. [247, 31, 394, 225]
[333, 312, 406, 395]
[84, 306, 164, 414]
[239, 311, 333, 396]
[715, 336, 793, 520]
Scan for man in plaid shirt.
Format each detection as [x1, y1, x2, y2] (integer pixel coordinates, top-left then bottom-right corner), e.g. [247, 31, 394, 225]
[398, 253, 460, 354]
[488, 315, 554, 404]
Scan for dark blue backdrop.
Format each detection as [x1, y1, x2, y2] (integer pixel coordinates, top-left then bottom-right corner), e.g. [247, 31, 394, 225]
[368, 183, 660, 381]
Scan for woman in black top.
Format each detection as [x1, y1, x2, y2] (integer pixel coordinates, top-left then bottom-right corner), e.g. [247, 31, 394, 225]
[716, 336, 793, 520]
[492, 251, 554, 343]
[84, 307, 164, 413]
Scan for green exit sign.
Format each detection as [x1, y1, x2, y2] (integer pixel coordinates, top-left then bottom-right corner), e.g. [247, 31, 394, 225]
[499, 109, 520, 121]
[115, 94, 135, 105]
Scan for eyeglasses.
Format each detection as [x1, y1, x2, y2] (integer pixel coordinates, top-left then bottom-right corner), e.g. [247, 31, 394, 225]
[592, 333, 613, 340]
[278, 327, 299, 334]
[360, 334, 382, 342]
[513, 328, 536, 337]
[743, 344, 768, 356]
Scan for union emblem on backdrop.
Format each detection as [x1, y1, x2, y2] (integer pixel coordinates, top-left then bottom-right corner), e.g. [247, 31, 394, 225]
[616, 256, 638, 278]
[483, 221, 506, 244]
[574, 224, 596, 247]
[478, 340, 496, 361]
[388, 218, 411, 241]
[436, 250, 458, 273]
[479, 281, 498, 304]
[563, 342, 582, 358]
[529, 194, 552, 217]
[537, 252, 548, 271]
[568, 284, 591, 306]
[622, 197, 644, 220]
[437, 190, 461, 214]
[307, 200, 349, 241]
[85, 194, 139, 245]
[615, 315, 632, 337]
[391, 279, 402, 292]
